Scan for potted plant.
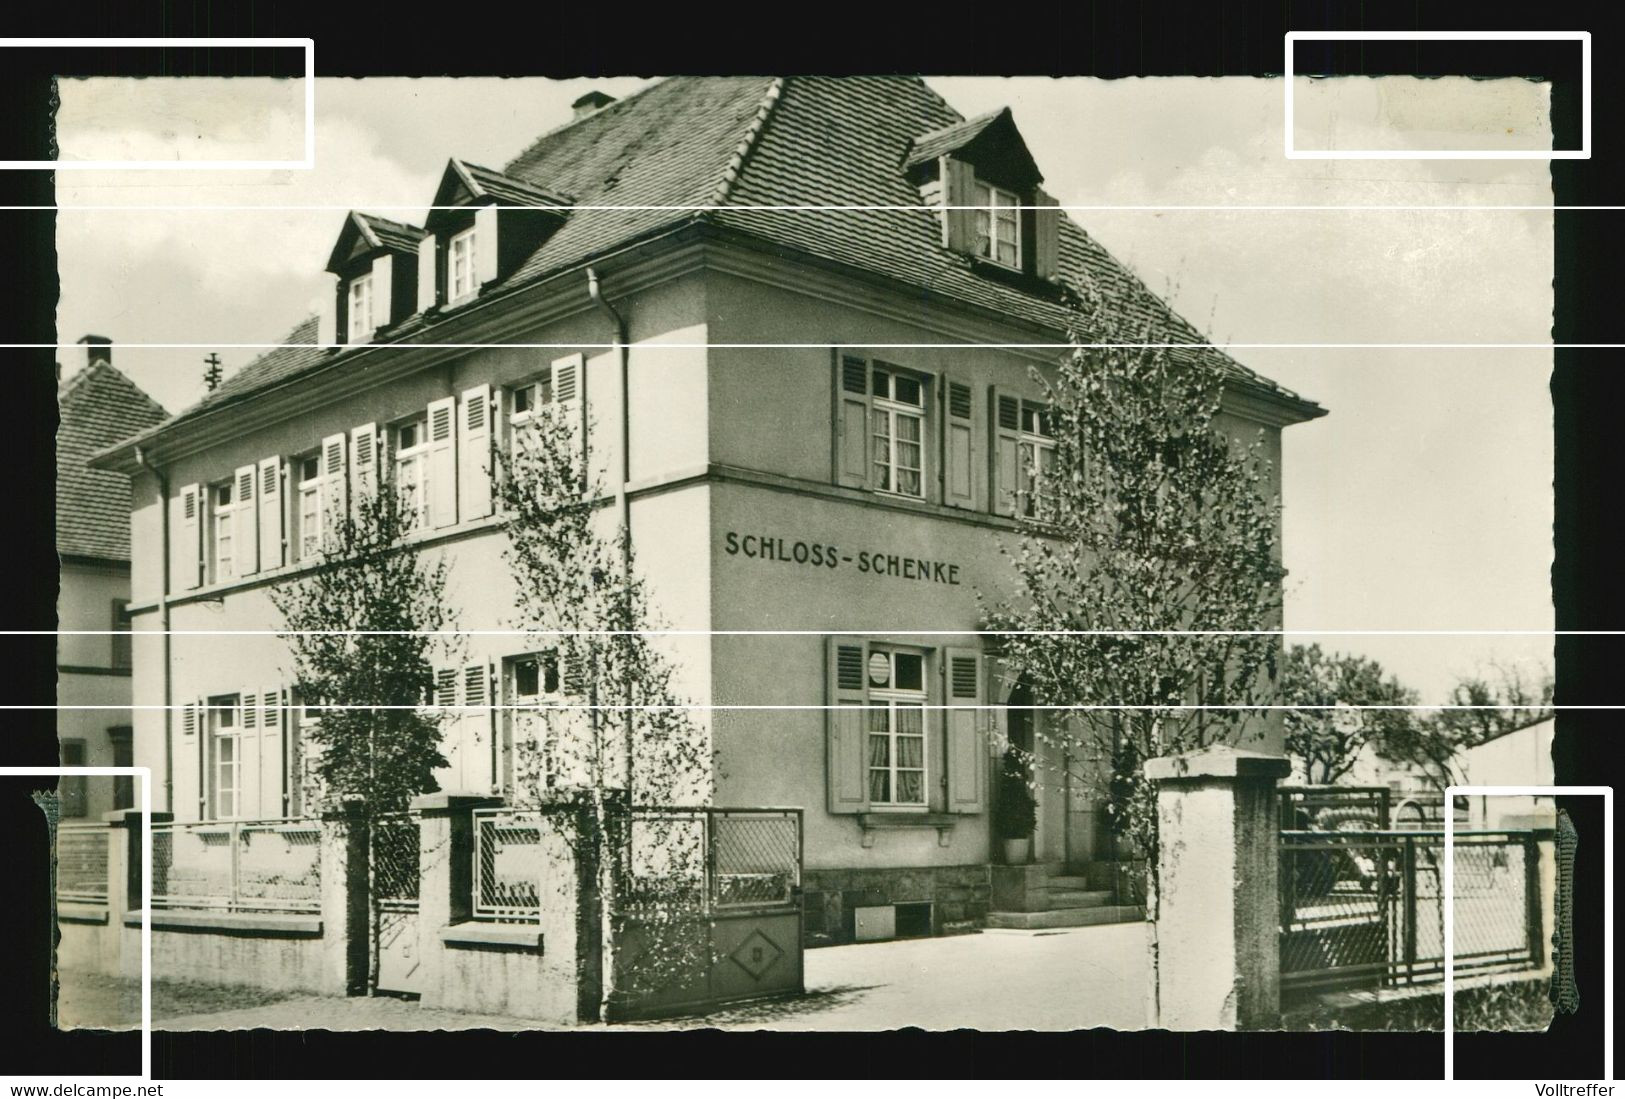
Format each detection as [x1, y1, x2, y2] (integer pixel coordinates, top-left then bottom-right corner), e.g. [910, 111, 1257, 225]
[994, 747, 1037, 864]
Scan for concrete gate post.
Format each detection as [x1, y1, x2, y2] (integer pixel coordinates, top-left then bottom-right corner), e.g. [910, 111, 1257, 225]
[1144, 745, 1290, 1030]
[320, 800, 369, 996]
[104, 808, 170, 978]
[411, 793, 503, 1010]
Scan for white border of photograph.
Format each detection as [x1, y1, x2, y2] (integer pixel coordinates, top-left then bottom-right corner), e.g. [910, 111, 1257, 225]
[2, 766, 152, 1080]
[0, 38, 314, 170]
[1285, 31, 1591, 160]
[1443, 783, 1612, 1081]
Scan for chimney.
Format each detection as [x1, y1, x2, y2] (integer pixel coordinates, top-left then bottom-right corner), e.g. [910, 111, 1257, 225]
[78, 334, 113, 369]
[571, 90, 616, 121]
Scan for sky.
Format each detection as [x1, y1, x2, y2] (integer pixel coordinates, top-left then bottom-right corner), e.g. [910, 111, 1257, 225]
[54, 76, 1556, 703]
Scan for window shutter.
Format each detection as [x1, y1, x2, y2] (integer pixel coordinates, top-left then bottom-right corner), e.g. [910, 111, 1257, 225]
[474, 205, 500, 287]
[426, 397, 458, 528]
[234, 466, 259, 575]
[550, 353, 586, 484]
[989, 387, 1021, 516]
[459, 384, 494, 520]
[180, 700, 198, 740]
[559, 646, 586, 697]
[320, 433, 347, 546]
[832, 352, 870, 489]
[416, 237, 437, 313]
[462, 662, 492, 790]
[826, 636, 870, 814]
[941, 375, 975, 509]
[237, 686, 261, 818]
[257, 459, 284, 569]
[317, 285, 338, 349]
[371, 254, 394, 328]
[944, 647, 986, 814]
[350, 422, 377, 507]
[940, 156, 979, 254]
[259, 688, 280, 817]
[177, 484, 203, 590]
[1033, 187, 1060, 281]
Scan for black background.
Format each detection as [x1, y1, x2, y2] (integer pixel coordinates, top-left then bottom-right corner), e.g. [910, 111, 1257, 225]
[0, 0, 1616, 1082]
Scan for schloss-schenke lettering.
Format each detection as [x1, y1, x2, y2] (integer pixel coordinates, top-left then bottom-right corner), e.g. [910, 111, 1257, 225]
[1535, 1088, 1614, 1097]
[723, 530, 962, 585]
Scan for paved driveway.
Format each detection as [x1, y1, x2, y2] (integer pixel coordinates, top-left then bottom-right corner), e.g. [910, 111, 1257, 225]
[629, 922, 1151, 1031]
[61, 923, 1150, 1032]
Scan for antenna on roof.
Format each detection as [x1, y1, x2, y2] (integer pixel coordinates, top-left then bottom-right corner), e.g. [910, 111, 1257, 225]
[203, 352, 223, 392]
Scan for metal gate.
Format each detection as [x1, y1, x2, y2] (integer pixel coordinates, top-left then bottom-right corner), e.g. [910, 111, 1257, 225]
[1278, 793, 1544, 992]
[613, 807, 804, 1020]
[374, 812, 422, 995]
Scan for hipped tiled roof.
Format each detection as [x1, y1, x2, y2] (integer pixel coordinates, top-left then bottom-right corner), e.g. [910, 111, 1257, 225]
[57, 362, 168, 559]
[119, 76, 1320, 451]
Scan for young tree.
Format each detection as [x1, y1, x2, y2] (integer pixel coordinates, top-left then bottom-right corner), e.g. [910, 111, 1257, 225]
[270, 472, 454, 994]
[1282, 644, 1425, 785]
[494, 396, 713, 1022]
[984, 278, 1285, 864]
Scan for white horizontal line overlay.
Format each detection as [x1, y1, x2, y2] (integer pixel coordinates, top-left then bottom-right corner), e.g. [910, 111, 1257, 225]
[19, 704, 1572, 712]
[27, 203, 1619, 211]
[20, 341, 1607, 350]
[31, 628, 1575, 636]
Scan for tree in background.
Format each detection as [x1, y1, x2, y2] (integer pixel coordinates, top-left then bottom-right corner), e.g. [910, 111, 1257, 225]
[493, 395, 713, 1022]
[1281, 643, 1461, 789]
[270, 471, 454, 994]
[1426, 661, 1555, 749]
[984, 276, 1285, 863]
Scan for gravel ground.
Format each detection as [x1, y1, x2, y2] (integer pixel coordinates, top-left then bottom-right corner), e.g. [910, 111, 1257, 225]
[56, 922, 1151, 1032]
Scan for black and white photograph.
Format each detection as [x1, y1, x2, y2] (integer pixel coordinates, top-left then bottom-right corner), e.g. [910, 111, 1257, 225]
[7, 13, 1617, 1089]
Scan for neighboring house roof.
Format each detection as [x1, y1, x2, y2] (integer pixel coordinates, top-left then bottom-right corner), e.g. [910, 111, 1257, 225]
[57, 361, 168, 560]
[1465, 715, 1556, 753]
[103, 75, 1324, 457]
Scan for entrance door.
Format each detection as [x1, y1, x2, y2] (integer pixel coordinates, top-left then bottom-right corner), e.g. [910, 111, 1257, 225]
[1006, 684, 1047, 860]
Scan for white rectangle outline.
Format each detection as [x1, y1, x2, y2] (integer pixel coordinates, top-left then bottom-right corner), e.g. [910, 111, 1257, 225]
[1285, 30, 1591, 160]
[1, 766, 152, 1081]
[0, 37, 315, 170]
[1443, 784, 1612, 1082]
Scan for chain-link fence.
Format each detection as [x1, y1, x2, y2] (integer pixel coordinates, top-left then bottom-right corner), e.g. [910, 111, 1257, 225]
[1280, 827, 1542, 992]
[55, 822, 111, 904]
[152, 819, 321, 914]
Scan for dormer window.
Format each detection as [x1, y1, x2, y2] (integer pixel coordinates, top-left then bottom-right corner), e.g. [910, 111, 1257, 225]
[973, 182, 1021, 270]
[347, 272, 375, 342]
[448, 227, 479, 302]
[904, 108, 1058, 282]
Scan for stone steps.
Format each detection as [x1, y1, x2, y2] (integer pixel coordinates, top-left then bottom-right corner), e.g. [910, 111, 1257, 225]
[985, 904, 1146, 930]
[1044, 888, 1113, 909]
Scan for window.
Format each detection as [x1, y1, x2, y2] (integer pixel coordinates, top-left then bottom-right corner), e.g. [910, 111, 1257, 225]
[972, 182, 1021, 269]
[110, 599, 132, 669]
[59, 739, 88, 817]
[209, 696, 241, 820]
[1016, 400, 1056, 518]
[347, 272, 375, 342]
[296, 454, 322, 559]
[870, 365, 926, 498]
[395, 416, 430, 530]
[211, 480, 235, 581]
[865, 648, 927, 808]
[510, 378, 550, 422]
[507, 652, 560, 791]
[449, 227, 478, 301]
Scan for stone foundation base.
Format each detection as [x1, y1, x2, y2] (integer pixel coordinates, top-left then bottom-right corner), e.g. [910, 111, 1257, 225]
[802, 864, 992, 946]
